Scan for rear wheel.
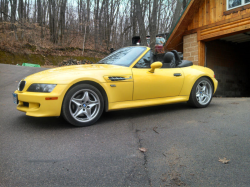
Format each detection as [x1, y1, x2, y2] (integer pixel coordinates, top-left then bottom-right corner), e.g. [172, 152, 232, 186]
[62, 84, 104, 127]
[188, 77, 213, 108]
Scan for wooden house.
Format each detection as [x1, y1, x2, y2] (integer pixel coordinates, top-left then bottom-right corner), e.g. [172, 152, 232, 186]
[164, 0, 250, 97]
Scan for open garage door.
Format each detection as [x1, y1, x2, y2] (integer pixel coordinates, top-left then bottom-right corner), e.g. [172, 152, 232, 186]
[206, 31, 250, 97]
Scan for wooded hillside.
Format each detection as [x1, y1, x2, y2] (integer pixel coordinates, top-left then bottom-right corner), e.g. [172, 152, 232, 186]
[0, 0, 188, 63]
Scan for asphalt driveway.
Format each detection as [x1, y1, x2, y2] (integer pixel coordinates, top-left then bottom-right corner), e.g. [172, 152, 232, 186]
[0, 64, 250, 186]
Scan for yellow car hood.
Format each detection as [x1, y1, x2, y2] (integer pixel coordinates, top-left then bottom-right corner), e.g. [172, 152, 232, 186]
[25, 64, 130, 84]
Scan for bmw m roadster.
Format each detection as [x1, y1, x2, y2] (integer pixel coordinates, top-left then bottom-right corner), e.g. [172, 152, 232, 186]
[13, 46, 218, 126]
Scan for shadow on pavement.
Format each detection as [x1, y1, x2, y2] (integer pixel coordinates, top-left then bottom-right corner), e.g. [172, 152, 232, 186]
[15, 101, 219, 130]
[16, 115, 73, 130]
[100, 102, 192, 122]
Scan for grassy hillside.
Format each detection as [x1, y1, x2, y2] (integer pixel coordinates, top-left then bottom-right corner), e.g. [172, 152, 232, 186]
[0, 50, 101, 66]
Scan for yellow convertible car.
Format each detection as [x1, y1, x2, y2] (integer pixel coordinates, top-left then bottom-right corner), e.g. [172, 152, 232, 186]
[13, 46, 218, 127]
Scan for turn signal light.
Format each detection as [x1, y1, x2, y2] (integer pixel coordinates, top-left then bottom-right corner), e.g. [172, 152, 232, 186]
[45, 97, 58, 100]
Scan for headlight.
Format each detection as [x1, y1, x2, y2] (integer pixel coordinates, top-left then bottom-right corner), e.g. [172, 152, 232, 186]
[27, 84, 57, 93]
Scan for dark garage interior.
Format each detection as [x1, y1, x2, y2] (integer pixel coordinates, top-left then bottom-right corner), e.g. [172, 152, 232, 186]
[206, 32, 250, 97]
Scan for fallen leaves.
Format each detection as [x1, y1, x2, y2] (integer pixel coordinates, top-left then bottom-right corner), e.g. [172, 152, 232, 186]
[139, 148, 147, 152]
[170, 172, 185, 186]
[153, 126, 159, 134]
[219, 157, 230, 164]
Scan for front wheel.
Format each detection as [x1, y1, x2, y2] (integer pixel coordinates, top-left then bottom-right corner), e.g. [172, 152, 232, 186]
[62, 84, 104, 127]
[188, 77, 213, 108]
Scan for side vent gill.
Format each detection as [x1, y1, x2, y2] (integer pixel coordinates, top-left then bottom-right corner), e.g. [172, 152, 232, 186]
[108, 77, 126, 81]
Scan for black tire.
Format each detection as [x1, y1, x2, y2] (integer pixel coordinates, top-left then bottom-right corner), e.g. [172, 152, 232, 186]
[188, 77, 213, 108]
[62, 84, 104, 127]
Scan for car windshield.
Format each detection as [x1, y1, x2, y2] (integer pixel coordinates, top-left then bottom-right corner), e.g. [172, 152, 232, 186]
[97, 47, 147, 67]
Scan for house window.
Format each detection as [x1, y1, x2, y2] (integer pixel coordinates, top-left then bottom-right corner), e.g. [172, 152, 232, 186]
[227, 0, 250, 10]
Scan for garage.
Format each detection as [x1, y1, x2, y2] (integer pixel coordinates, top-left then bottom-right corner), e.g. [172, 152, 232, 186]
[164, 0, 250, 97]
[206, 32, 250, 97]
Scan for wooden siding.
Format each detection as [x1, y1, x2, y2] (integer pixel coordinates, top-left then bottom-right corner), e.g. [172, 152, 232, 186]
[165, 0, 250, 67]
[185, 0, 250, 67]
[200, 16, 250, 40]
[187, 0, 250, 31]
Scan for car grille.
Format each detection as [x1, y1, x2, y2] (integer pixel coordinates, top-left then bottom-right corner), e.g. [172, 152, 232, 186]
[18, 81, 26, 91]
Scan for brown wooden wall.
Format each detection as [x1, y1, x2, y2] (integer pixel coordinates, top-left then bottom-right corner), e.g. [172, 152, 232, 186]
[187, 0, 250, 31]
[165, 0, 250, 67]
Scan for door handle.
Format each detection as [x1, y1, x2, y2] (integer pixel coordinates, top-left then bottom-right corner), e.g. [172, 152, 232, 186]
[174, 73, 182, 77]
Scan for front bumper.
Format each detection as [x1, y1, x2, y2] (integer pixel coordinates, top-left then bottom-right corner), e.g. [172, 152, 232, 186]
[14, 85, 68, 117]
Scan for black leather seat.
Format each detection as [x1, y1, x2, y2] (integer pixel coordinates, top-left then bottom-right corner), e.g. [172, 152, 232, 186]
[162, 52, 176, 68]
[171, 50, 182, 66]
[161, 50, 193, 68]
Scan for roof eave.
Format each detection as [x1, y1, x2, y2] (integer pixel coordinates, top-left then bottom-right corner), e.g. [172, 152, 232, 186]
[164, 0, 204, 51]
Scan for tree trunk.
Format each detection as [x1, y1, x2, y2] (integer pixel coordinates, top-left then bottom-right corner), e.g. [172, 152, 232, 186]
[82, 24, 87, 55]
[0, 0, 2, 21]
[27, 0, 29, 22]
[150, 0, 158, 54]
[33, 0, 36, 22]
[4, 0, 9, 21]
[18, 0, 24, 40]
[42, 0, 47, 39]
[86, 0, 90, 35]
[10, 0, 17, 27]
[94, 0, 99, 49]
[106, 0, 110, 49]
[134, 0, 147, 46]
[183, 0, 187, 10]
[157, 0, 162, 34]
[78, 0, 82, 32]
[10, 0, 17, 40]
[170, 0, 182, 32]
[48, 0, 57, 43]
[98, 0, 105, 46]
[37, 0, 41, 24]
[24, 0, 26, 20]
[59, 0, 67, 44]
[132, 1, 137, 37]
[52, 0, 57, 43]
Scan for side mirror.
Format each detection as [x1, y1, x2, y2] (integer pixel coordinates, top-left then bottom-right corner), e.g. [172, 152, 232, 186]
[149, 62, 162, 73]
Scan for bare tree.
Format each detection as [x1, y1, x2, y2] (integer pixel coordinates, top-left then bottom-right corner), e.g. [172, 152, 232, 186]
[0, 0, 187, 56]
[10, 0, 17, 26]
[48, 0, 57, 43]
[94, 0, 99, 49]
[183, 0, 187, 9]
[3, 0, 9, 21]
[86, 0, 90, 35]
[134, 0, 147, 46]
[150, 0, 158, 54]
[170, 0, 183, 32]
[59, 0, 67, 44]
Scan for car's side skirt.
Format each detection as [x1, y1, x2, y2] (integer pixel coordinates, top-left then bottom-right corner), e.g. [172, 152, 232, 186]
[108, 96, 189, 111]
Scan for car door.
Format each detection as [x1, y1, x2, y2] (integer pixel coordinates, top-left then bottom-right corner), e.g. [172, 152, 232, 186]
[132, 51, 184, 100]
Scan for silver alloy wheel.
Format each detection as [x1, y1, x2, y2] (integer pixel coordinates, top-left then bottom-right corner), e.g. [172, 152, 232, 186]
[69, 89, 100, 122]
[196, 80, 212, 105]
